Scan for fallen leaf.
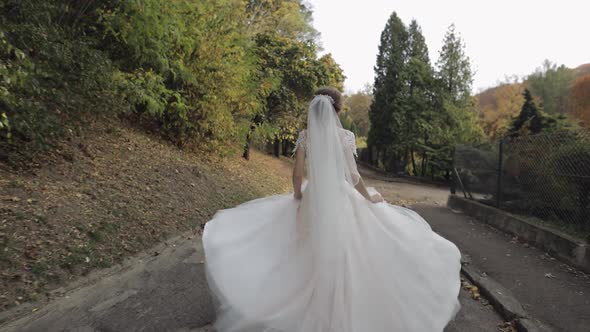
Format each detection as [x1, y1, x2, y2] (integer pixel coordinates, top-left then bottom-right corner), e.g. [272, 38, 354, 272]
[497, 321, 517, 332]
[468, 285, 480, 300]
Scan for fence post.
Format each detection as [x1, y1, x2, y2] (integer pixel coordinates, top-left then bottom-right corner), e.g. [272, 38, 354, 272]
[496, 139, 504, 208]
[450, 146, 456, 195]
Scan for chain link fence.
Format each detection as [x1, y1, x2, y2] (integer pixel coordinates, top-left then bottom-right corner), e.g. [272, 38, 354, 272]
[454, 128, 590, 236]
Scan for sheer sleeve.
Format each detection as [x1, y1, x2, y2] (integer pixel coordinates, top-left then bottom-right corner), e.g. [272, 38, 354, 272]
[292, 130, 307, 155]
[343, 131, 358, 157]
[343, 131, 361, 185]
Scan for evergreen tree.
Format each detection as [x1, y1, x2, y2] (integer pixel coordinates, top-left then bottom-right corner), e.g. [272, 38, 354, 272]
[436, 24, 473, 103]
[368, 12, 408, 171]
[367, 19, 482, 178]
[509, 89, 542, 136]
[405, 20, 434, 173]
[527, 60, 574, 115]
[433, 24, 481, 145]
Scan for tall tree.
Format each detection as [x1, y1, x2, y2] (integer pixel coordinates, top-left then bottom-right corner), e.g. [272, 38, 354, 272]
[508, 89, 545, 136]
[404, 20, 434, 173]
[434, 23, 481, 144]
[527, 60, 574, 115]
[478, 79, 525, 139]
[317, 53, 346, 92]
[239, 1, 343, 159]
[245, 0, 319, 42]
[436, 24, 473, 104]
[368, 12, 409, 171]
[245, 33, 344, 158]
[367, 18, 481, 178]
[343, 86, 372, 137]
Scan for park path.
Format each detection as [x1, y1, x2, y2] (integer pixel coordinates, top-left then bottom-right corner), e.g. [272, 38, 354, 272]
[0, 174, 504, 332]
[415, 204, 590, 331]
[365, 171, 590, 331]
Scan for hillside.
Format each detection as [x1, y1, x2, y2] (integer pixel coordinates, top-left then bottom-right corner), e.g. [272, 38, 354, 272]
[477, 62, 590, 109]
[476, 62, 590, 137]
[477, 86, 501, 110]
[0, 122, 293, 312]
[574, 63, 590, 78]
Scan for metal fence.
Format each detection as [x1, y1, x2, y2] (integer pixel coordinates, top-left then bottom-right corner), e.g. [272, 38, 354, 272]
[454, 128, 590, 236]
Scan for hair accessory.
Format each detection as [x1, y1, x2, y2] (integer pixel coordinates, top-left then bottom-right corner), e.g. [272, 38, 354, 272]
[315, 94, 335, 105]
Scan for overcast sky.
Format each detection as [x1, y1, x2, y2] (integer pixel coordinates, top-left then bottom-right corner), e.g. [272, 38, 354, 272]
[308, 0, 589, 94]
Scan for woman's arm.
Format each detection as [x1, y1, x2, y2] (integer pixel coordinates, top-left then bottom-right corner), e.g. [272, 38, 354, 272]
[354, 176, 384, 203]
[292, 147, 305, 199]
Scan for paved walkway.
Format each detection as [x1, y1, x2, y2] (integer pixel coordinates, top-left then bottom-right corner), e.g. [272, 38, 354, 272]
[361, 168, 590, 331]
[0, 234, 214, 332]
[0, 230, 503, 332]
[191, 287, 503, 332]
[0, 175, 506, 332]
[414, 204, 590, 332]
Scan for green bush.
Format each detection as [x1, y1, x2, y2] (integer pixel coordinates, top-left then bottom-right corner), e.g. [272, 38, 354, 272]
[1, 1, 122, 162]
[0, 0, 343, 162]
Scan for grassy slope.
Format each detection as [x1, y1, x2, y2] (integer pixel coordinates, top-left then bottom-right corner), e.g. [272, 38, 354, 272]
[0, 122, 293, 311]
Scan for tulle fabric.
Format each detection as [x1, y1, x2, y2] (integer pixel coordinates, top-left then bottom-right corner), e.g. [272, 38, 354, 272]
[203, 95, 461, 332]
[203, 184, 461, 332]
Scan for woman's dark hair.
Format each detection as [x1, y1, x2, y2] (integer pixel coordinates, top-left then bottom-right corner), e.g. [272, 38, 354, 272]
[315, 87, 343, 113]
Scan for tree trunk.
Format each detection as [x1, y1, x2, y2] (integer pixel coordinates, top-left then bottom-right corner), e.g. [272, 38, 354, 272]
[273, 139, 280, 157]
[421, 133, 429, 177]
[401, 145, 409, 175]
[410, 146, 417, 176]
[242, 126, 254, 160]
[282, 140, 290, 157]
[242, 139, 251, 160]
[421, 153, 428, 177]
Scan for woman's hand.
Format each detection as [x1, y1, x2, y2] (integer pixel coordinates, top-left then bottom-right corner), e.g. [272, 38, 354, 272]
[369, 193, 384, 204]
[294, 192, 303, 200]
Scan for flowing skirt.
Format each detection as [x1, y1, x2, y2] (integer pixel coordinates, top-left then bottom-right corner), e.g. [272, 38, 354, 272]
[203, 185, 461, 332]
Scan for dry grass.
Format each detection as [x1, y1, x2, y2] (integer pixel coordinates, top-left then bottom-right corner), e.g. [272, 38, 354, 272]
[0, 123, 293, 311]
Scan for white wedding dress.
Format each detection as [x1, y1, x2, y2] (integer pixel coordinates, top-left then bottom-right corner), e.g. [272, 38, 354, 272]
[203, 95, 461, 332]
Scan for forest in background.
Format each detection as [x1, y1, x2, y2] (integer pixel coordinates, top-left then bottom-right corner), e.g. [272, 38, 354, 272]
[361, 13, 484, 178]
[478, 61, 590, 139]
[1, 1, 588, 178]
[342, 11, 589, 180]
[0, 0, 344, 165]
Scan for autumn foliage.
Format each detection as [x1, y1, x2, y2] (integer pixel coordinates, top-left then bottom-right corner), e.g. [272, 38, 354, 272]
[478, 63, 590, 138]
[570, 75, 590, 127]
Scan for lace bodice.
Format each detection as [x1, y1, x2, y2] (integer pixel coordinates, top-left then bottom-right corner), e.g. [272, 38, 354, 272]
[293, 129, 358, 157]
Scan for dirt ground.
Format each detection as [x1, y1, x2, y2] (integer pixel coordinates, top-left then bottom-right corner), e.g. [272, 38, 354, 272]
[0, 122, 293, 312]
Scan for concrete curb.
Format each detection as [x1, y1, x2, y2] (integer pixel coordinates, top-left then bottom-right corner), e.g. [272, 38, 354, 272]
[448, 195, 590, 274]
[461, 262, 555, 332]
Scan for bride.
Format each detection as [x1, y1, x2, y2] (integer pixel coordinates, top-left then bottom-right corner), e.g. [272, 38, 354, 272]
[203, 87, 461, 332]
